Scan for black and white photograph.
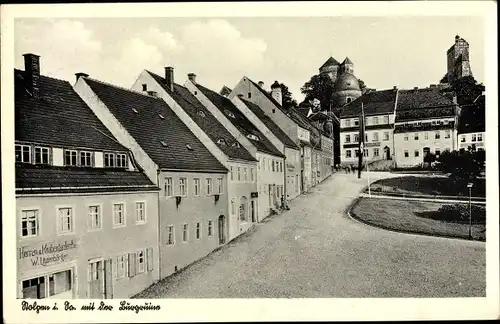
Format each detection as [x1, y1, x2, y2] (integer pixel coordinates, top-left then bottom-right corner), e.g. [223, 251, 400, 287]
[2, 1, 498, 322]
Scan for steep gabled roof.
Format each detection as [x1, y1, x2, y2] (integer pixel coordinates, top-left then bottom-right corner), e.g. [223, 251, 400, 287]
[147, 71, 256, 162]
[84, 77, 227, 172]
[247, 78, 316, 131]
[395, 87, 456, 122]
[342, 57, 353, 65]
[15, 69, 125, 152]
[15, 69, 157, 192]
[340, 89, 398, 118]
[239, 98, 299, 149]
[196, 84, 285, 158]
[320, 56, 340, 69]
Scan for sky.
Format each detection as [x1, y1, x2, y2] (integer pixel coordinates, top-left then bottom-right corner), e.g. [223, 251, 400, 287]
[14, 16, 484, 102]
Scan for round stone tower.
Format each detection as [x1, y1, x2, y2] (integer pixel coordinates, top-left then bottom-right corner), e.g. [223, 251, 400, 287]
[332, 72, 362, 106]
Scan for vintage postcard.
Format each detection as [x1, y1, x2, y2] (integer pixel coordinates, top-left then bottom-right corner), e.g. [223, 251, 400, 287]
[1, 1, 499, 323]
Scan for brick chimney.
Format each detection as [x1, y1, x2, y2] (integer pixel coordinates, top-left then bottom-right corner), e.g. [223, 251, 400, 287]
[23, 53, 41, 98]
[165, 66, 174, 92]
[393, 85, 397, 90]
[270, 80, 282, 106]
[75, 72, 89, 82]
[147, 91, 158, 98]
[187, 73, 197, 84]
[258, 81, 264, 88]
[237, 94, 244, 99]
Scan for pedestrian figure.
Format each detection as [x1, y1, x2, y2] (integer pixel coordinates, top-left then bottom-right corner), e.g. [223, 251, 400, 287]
[280, 196, 285, 210]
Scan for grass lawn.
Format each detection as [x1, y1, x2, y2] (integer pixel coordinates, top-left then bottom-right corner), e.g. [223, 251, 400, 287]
[369, 176, 486, 198]
[350, 198, 486, 241]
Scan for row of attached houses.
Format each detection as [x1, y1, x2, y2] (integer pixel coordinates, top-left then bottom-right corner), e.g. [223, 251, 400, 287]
[338, 86, 479, 168]
[15, 54, 334, 299]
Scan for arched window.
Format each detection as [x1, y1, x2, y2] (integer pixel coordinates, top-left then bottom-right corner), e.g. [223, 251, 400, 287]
[239, 196, 248, 222]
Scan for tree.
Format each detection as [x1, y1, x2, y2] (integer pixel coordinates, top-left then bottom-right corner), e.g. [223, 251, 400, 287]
[358, 79, 367, 91]
[448, 75, 485, 106]
[270, 83, 297, 111]
[423, 152, 436, 165]
[436, 149, 485, 188]
[300, 73, 334, 110]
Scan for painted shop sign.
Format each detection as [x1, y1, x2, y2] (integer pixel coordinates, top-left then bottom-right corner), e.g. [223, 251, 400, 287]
[18, 239, 77, 268]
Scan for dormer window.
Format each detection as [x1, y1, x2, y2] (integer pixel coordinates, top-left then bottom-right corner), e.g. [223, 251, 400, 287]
[34, 146, 50, 165]
[65, 150, 78, 166]
[247, 134, 260, 141]
[217, 139, 227, 146]
[232, 142, 240, 148]
[104, 152, 115, 167]
[198, 111, 206, 117]
[225, 110, 235, 118]
[79, 151, 93, 167]
[132, 108, 139, 114]
[158, 113, 165, 120]
[116, 153, 127, 168]
[15, 144, 31, 163]
[160, 141, 168, 147]
[186, 144, 193, 151]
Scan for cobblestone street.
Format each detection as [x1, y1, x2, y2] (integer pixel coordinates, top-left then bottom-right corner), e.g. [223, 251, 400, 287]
[137, 172, 486, 298]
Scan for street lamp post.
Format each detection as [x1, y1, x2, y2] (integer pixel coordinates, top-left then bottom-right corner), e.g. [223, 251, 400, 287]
[467, 182, 474, 239]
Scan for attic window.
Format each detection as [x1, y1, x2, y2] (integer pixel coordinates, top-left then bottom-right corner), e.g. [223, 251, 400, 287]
[248, 92, 251, 98]
[160, 141, 168, 147]
[217, 139, 227, 145]
[247, 134, 260, 141]
[232, 142, 240, 148]
[272, 109, 276, 113]
[186, 144, 193, 150]
[198, 111, 206, 117]
[158, 113, 165, 119]
[142, 84, 147, 91]
[132, 108, 139, 114]
[194, 91, 198, 95]
[225, 110, 235, 118]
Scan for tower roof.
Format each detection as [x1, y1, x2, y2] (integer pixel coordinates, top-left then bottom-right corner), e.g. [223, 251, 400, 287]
[319, 56, 340, 69]
[341, 57, 353, 65]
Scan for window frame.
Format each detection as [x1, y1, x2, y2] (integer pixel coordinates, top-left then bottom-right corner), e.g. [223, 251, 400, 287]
[104, 152, 116, 168]
[196, 222, 202, 240]
[112, 202, 126, 228]
[116, 153, 128, 168]
[20, 208, 40, 239]
[64, 149, 78, 167]
[165, 177, 173, 197]
[206, 178, 212, 195]
[136, 249, 146, 274]
[57, 206, 75, 235]
[182, 223, 189, 242]
[79, 150, 93, 167]
[208, 220, 213, 237]
[193, 178, 200, 196]
[87, 204, 102, 232]
[135, 201, 146, 224]
[167, 225, 175, 245]
[15, 144, 32, 163]
[179, 177, 187, 197]
[34, 146, 51, 165]
[116, 254, 129, 279]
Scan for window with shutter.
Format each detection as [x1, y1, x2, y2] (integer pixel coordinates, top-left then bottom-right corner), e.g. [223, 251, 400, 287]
[147, 247, 153, 272]
[128, 253, 136, 277]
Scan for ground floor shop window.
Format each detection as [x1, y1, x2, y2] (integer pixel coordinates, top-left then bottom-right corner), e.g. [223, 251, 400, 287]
[22, 269, 72, 299]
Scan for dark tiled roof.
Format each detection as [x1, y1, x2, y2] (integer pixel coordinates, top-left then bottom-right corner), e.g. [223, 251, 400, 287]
[342, 57, 353, 65]
[84, 78, 228, 172]
[240, 99, 298, 149]
[196, 84, 285, 158]
[340, 89, 397, 118]
[248, 78, 316, 131]
[16, 164, 158, 193]
[395, 88, 456, 122]
[320, 57, 340, 69]
[147, 71, 256, 162]
[15, 69, 125, 152]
